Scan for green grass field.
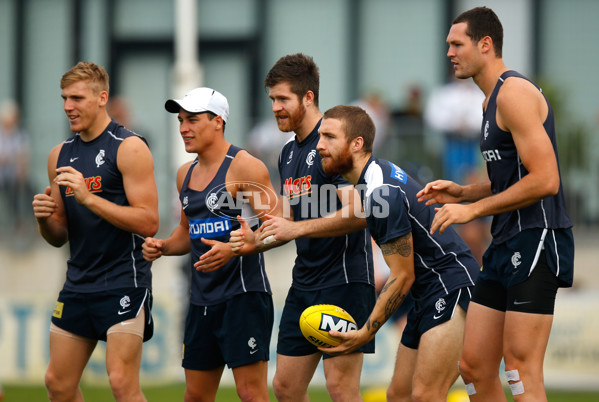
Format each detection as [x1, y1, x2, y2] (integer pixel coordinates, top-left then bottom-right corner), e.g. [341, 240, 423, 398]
[2, 383, 599, 401]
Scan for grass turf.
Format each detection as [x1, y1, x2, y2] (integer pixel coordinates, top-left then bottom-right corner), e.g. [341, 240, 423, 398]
[3, 384, 599, 401]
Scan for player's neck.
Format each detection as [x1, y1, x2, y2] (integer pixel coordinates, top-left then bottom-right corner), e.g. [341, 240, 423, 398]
[196, 138, 230, 167]
[474, 59, 509, 97]
[343, 152, 371, 185]
[294, 109, 322, 142]
[80, 113, 112, 141]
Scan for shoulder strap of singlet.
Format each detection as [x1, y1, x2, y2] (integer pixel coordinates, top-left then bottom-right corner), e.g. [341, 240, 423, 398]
[182, 158, 199, 190]
[181, 145, 243, 190]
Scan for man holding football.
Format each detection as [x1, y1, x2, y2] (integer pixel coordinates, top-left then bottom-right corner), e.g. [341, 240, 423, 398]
[313, 105, 479, 401]
[231, 53, 376, 402]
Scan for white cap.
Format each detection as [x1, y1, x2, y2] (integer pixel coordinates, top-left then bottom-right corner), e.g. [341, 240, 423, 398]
[165, 87, 229, 123]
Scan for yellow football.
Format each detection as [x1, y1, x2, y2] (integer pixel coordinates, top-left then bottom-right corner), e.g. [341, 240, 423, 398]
[299, 304, 357, 348]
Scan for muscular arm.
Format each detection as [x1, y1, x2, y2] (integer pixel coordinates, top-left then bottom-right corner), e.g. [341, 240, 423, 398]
[142, 162, 193, 261]
[322, 232, 415, 354]
[468, 78, 560, 217]
[196, 151, 282, 264]
[421, 79, 559, 234]
[33, 144, 69, 246]
[363, 234, 415, 337]
[55, 136, 159, 237]
[259, 184, 367, 243]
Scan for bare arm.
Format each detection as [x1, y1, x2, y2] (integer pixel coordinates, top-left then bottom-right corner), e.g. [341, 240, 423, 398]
[54, 136, 159, 237]
[470, 78, 560, 214]
[321, 232, 415, 355]
[259, 184, 367, 243]
[32, 144, 68, 247]
[421, 78, 559, 234]
[417, 179, 492, 205]
[142, 162, 193, 261]
[197, 151, 282, 266]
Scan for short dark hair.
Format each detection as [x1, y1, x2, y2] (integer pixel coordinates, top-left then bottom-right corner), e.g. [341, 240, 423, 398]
[264, 53, 320, 106]
[453, 6, 503, 58]
[323, 105, 375, 154]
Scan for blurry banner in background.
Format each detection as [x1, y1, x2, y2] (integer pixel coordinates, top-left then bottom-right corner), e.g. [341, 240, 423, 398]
[0, 244, 598, 390]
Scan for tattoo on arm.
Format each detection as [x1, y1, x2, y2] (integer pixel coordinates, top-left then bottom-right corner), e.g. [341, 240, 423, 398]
[367, 279, 407, 334]
[380, 233, 412, 257]
[385, 291, 405, 322]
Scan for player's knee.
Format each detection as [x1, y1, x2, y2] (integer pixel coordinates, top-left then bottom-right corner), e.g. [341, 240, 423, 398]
[458, 359, 481, 396]
[325, 378, 360, 401]
[411, 381, 447, 402]
[272, 375, 291, 400]
[184, 386, 205, 402]
[386, 380, 411, 401]
[457, 358, 475, 383]
[108, 368, 139, 400]
[505, 368, 526, 396]
[236, 381, 268, 402]
[45, 369, 75, 400]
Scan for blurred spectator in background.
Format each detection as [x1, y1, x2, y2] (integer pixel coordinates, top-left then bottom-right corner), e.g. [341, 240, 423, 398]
[424, 76, 484, 184]
[423, 78, 489, 265]
[0, 100, 32, 244]
[107, 95, 150, 141]
[107, 95, 134, 129]
[352, 91, 391, 153]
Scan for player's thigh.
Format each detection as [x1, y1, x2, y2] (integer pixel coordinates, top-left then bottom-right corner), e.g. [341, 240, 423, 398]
[274, 353, 321, 391]
[413, 306, 466, 388]
[184, 367, 224, 401]
[322, 352, 363, 387]
[47, 327, 97, 383]
[105, 331, 144, 375]
[503, 310, 553, 367]
[461, 302, 505, 369]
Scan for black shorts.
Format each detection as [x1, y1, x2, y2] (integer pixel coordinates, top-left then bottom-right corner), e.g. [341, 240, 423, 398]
[182, 292, 274, 370]
[472, 251, 559, 314]
[472, 228, 571, 314]
[277, 283, 376, 359]
[401, 286, 472, 349]
[51, 287, 153, 342]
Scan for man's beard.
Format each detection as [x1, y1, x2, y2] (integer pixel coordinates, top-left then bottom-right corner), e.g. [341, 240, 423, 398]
[321, 148, 353, 176]
[276, 103, 306, 133]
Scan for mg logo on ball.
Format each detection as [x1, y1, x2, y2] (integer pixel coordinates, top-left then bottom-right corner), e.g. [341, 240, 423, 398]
[319, 313, 357, 332]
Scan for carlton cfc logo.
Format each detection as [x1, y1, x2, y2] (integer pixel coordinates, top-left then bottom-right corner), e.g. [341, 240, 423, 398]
[95, 149, 105, 167]
[306, 150, 316, 167]
[511, 252, 522, 268]
[206, 193, 219, 211]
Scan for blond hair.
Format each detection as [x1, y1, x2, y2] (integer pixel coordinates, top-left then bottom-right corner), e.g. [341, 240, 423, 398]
[60, 61, 110, 95]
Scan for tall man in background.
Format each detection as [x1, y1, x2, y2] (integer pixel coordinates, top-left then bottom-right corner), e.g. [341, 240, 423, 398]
[418, 7, 574, 401]
[32, 61, 159, 402]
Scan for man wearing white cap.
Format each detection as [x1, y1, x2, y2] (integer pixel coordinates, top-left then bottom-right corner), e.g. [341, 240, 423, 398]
[142, 87, 279, 401]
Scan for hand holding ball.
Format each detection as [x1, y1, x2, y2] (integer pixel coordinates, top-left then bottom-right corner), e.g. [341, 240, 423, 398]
[299, 304, 357, 348]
